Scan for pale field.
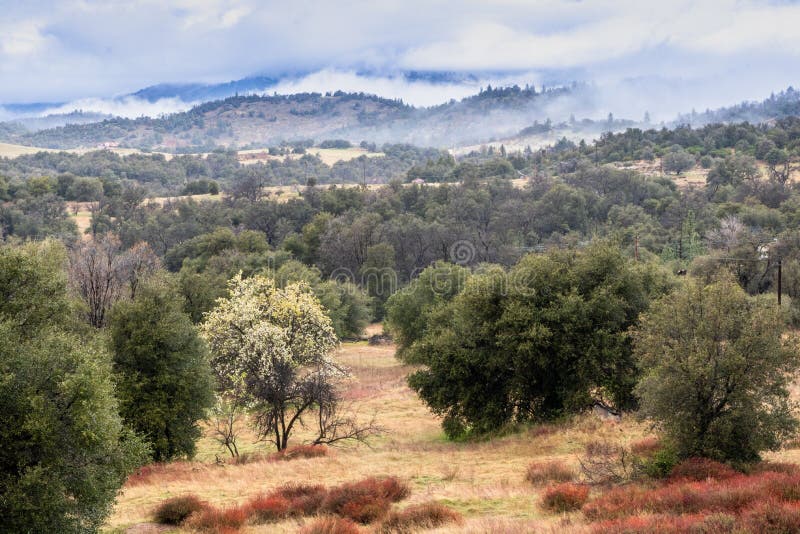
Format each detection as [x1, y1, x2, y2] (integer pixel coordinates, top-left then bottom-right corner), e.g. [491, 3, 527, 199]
[614, 158, 800, 189]
[106, 329, 669, 534]
[0, 142, 175, 160]
[238, 147, 385, 166]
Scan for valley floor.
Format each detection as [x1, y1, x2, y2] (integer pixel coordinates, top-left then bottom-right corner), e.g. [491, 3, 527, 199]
[106, 327, 800, 533]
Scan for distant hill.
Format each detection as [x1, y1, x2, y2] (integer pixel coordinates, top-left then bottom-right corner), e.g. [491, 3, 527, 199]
[676, 87, 800, 126]
[131, 75, 280, 103]
[129, 70, 483, 103]
[0, 85, 596, 151]
[3, 84, 799, 152]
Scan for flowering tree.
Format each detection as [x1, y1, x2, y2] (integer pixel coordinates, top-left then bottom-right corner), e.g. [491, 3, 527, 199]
[201, 274, 377, 451]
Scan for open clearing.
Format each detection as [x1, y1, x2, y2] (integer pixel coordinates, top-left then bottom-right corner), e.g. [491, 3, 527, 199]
[238, 147, 385, 166]
[107, 330, 657, 533]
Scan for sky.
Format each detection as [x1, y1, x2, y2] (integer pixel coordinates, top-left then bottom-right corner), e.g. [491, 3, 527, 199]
[1, 0, 799, 118]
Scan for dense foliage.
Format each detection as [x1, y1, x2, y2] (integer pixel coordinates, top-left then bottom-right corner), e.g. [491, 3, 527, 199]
[634, 277, 800, 463]
[109, 275, 215, 461]
[0, 241, 147, 532]
[400, 243, 672, 438]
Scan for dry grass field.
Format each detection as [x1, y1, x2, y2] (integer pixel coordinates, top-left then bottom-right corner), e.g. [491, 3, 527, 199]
[105, 326, 666, 534]
[238, 147, 385, 166]
[0, 142, 173, 160]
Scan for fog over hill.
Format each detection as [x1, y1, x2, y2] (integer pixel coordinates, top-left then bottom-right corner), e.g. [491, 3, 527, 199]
[0, 76, 798, 153]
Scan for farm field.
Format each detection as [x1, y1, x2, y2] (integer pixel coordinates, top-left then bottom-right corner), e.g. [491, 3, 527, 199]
[105, 328, 655, 533]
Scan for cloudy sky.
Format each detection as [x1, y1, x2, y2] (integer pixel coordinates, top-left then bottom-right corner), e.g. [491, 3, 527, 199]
[1, 0, 799, 114]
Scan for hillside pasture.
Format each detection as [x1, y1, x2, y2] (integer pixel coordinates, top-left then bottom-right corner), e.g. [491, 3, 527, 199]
[108, 331, 661, 533]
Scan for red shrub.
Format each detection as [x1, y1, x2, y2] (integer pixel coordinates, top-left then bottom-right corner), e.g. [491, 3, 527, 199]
[583, 471, 800, 522]
[765, 472, 800, 501]
[338, 495, 391, 524]
[541, 483, 590, 513]
[668, 458, 738, 482]
[590, 512, 736, 534]
[245, 494, 291, 523]
[630, 437, 662, 457]
[320, 477, 409, 524]
[270, 483, 327, 516]
[750, 461, 800, 476]
[270, 444, 329, 461]
[153, 494, 208, 525]
[525, 461, 575, 485]
[379, 502, 463, 533]
[300, 516, 361, 534]
[741, 499, 800, 532]
[185, 505, 248, 533]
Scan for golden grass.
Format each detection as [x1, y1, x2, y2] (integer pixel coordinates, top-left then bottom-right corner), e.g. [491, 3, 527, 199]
[105, 326, 664, 533]
[238, 147, 384, 167]
[0, 142, 53, 158]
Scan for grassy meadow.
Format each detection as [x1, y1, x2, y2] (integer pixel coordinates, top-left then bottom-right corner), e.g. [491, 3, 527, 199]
[107, 326, 660, 533]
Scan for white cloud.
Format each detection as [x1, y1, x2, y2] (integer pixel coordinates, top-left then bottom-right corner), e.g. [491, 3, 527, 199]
[267, 70, 494, 107]
[41, 96, 197, 118]
[0, 20, 48, 57]
[0, 0, 798, 111]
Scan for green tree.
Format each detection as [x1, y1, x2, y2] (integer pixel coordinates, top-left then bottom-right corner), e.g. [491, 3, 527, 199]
[0, 241, 146, 532]
[385, 261, 469, 360]
[662, 145, 695, 174]
[407, 244, 671, 438]
[634, 277, 800, 463]
[109, 276, 215, 461]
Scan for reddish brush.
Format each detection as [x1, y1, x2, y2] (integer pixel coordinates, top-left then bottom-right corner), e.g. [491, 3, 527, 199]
[153, 494, 208, 525]
[668, 457, 738, 482]
[322, 477, 408, 524]
[541, 483, 590, 513]
[741, 499, 800, 532]
[270, 483, 327, 516]
[379, 502, 463, 532]
[525, 461, 575, 485]
[582, 471, 800, 522]
[300, 516, 362, 534]
[590, 512, 736, 534]
[749, 461, 800, 476]
[245, 494, 291, 523]
[185, 505, 249, 533]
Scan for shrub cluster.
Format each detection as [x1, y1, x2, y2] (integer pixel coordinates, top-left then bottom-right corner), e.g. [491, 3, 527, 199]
[300, 516, 362, 534]
[582, 462, 800, 531]
[379, 502, 463, 532]
[152, 477, 411, 532]
[541, 483, 590, 513]
[321, 477, 410, 524]
[667, 457, 738, 482]
[153, 495, 208, 525]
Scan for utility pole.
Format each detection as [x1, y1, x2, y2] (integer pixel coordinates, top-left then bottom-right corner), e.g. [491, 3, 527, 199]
[634, 235, 640, 262]
[362, 157, 367, 189]
[778, 259, 782, 306]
